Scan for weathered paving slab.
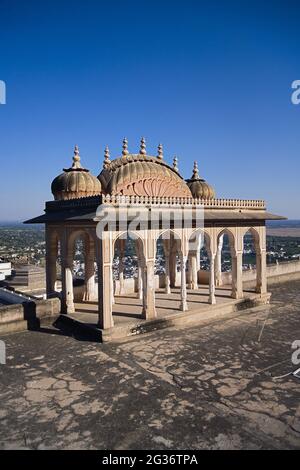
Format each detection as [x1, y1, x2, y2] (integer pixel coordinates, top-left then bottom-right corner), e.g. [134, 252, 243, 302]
[0, 281, 300, 450]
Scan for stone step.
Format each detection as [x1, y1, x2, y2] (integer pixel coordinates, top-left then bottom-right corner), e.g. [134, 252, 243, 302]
[55, 293, 271, 343]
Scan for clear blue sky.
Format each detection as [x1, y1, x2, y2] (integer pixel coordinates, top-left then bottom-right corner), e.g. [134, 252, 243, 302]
[0, 0, 300, 220]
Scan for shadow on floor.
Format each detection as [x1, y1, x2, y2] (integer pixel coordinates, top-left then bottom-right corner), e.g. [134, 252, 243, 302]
[29, 316, 101, 343]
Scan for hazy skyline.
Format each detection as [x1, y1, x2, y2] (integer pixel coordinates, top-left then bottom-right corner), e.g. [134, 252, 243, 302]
[0, 0, 300, 220]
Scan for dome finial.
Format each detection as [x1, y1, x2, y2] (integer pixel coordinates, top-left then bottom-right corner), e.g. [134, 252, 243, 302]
[140, 137, 146, 155]
[192, 161, 199, 179]
[103, 146, 111, 168]
[72, 145, 82, 169]
[157, 143, 163, 159]
[173, 156, 179, 172]
[122, 137, 129, 156]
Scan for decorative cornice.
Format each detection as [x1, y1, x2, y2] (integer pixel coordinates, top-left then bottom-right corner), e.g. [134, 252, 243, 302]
[101, 195, 266, 209]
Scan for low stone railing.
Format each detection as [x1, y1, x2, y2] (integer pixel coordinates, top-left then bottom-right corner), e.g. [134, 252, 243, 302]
[45, 195, 266, 211]
[102, 195, 266, 210]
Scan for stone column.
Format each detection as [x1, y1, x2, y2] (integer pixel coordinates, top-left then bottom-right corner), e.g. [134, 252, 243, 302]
[46, 259, 57, 296]
[256, 249, 267, 294]
[187, 255, 192, 289]
[60, 229, 75, 314]
[169, 252, 177, 288]
[83, 242, 95, 301]
[169, 234, 178, 288]
[137, 265, 143, 300]
[141, 258, 157, 319]
[208, 252, 216, 305]
[45, 226, 57, 298]
[65, 254, 75, 313]
[135, 239, 143, 300]
[162, 239, 171, 294]
[60, 250, 67, 314]
[179, 253, 188, 311]
[188, 251, 198, 290]
[96, 235, 114, 330]
[215, 234, 224, 287]
[231, 251, 243, 299]
[111, 269, 115, 305]
[118, 238, 126, 296]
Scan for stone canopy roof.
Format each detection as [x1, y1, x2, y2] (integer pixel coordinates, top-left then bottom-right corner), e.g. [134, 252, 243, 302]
[51, 139, 215, 201]
[26, 138, 285, 226]
[24, 195, 286, 225]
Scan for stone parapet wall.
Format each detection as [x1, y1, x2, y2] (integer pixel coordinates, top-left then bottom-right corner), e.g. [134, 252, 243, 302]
[88, 260, 300, 297]
[0, 297, 60, 335]
[222, 259, 300, 286]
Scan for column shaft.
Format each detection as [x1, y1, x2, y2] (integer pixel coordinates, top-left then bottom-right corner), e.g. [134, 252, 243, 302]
[208, 254, 216, 304]
[137, 265, 143, 299]
[45, 227, 57, 297]
[162, 239, 171, 294]
[97, 237, 114, 329]
[215, 234, 224, 287]
[141, 259, 157, 319]
[65, 255, 75, 313]
[190, 252, 198, 290]
[256, 250, 267, 294]
[83, 250, 95, 301]
[119, 239, 126, 296]
[231, 252, 243, 299]
[180, 254, 188, 311]
[169, 252, 177, 288]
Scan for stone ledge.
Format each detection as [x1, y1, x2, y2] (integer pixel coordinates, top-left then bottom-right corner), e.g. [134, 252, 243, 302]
[0, 297, 60, 335]
[58, 292, 271, 343]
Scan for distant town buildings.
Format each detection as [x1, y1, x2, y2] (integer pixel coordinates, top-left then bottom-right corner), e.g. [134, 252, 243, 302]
[0, 259, 11, 281]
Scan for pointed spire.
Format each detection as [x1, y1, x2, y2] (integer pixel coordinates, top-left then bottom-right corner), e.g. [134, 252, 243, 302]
[103, 146, 111, 168]
[173, 156, 179, 172]
[140, 137, 146, 155]
[192, 161, 199, 179]
[71, 145, 82, 169]
[157, 143, 163, 159]
[122, 137, 129, 156]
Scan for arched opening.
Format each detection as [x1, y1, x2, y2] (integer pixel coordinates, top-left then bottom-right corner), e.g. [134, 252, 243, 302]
[109, 232, 145, 320]
[242, 228, 261, 293]
[215, 232, 232, 286]
[188, 229, 211, 290]
[112, 234, 139, 298]
[155, 230, 181, 294]
[215, 229, 238, 298]
[64, 230, 96, 313]
[188, 229, 216, 304]
[155, 229, 191, 311]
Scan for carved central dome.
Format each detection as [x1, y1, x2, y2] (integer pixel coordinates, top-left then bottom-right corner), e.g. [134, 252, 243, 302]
[99, 154, 191, 197]
[98, 139, 191, 198]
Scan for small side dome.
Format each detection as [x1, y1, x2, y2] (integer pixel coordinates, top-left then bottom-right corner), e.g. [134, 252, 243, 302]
[51, 146, 102, 201]
[186, 161, 215, 199]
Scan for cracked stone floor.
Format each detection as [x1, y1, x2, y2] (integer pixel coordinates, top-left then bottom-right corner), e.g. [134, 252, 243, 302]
[0, 281, 300, 450]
